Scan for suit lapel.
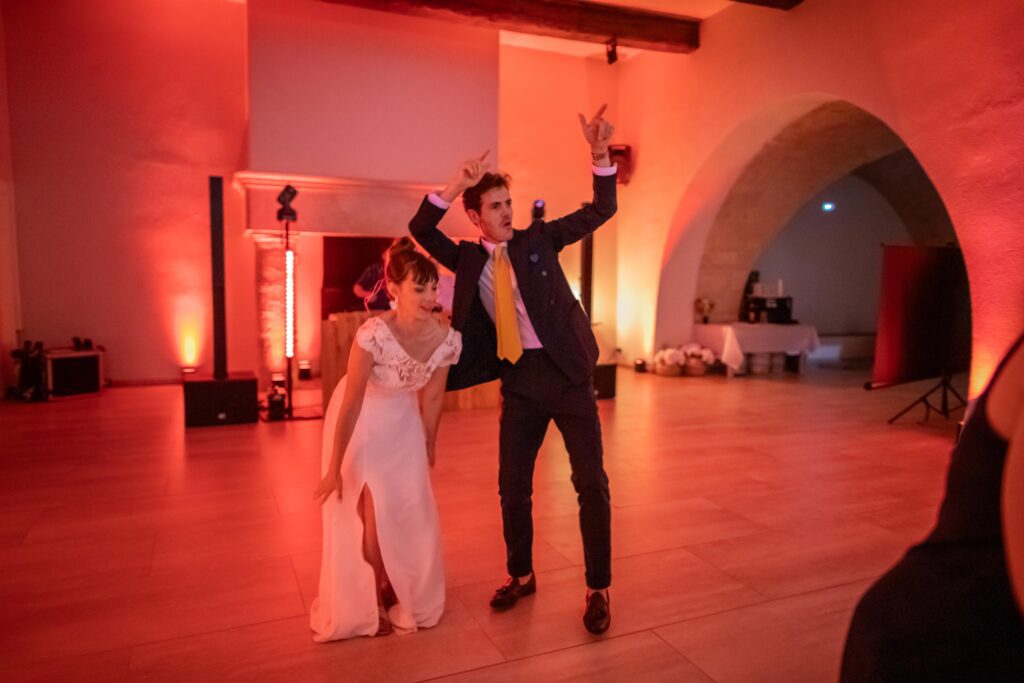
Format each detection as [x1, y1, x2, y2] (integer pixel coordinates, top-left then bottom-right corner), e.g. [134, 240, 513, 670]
[449, 242, 488, 330]
[507, 231, 531, 301]
[465, 242, 488, 285]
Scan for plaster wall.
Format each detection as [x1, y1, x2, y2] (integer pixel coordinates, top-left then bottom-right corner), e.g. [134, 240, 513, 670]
[616, 0, 1024, 393]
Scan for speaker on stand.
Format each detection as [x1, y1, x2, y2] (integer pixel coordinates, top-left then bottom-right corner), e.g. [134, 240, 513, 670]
[182, 176, 258, 427]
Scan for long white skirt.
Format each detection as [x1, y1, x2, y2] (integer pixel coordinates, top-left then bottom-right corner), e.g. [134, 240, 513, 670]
[310, 378, 445, 641]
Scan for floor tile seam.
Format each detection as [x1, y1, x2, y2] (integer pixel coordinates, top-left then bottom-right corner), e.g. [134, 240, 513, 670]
[413, 629, 667, 682]
[447, 586, 510, 666]
[120, 613, 312, 671]
[288, 553, 310, 616]
[0, 644, 133, 677]
[649, 576, 878, 636]
[649, 628, 717, 682]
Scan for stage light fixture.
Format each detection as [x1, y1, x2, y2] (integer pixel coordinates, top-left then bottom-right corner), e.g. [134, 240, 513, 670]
[821, 201, 836, 212]
[606, 39, 618, 65]
[277, 184, 298, 222]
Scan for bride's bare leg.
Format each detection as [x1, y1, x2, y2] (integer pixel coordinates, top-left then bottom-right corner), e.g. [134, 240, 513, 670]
[358, 485, 393, 631]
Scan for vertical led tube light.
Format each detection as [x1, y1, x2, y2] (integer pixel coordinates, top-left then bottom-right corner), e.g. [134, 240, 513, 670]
[285, 249, 295, 360]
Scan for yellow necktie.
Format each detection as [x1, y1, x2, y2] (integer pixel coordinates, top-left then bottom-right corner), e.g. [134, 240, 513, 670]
[493, 246, 523, 363]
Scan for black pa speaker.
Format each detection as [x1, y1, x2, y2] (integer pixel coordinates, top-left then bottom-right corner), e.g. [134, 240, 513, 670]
[593, 363, 617, 400]
[181, 177, 258, 427]
[44, 350, 103, 398]
[183, 373, 258, 427]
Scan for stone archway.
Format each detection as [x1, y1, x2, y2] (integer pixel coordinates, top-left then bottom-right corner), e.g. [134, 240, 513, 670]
[850, 149, 956, 247]
[694, 100, 948, 323]
[654, 98, 959, 351]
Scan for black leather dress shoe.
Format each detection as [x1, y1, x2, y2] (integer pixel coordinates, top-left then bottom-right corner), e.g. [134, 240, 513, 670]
[583, 591, 611, 634]
[489, 574, 537, 609]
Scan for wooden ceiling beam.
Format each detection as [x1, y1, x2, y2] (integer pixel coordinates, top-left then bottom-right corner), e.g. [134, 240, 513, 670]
[320, 0, 700, 53]
[731, 0, 804, 9]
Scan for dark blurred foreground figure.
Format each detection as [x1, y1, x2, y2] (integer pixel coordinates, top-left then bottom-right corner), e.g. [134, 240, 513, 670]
[841, 331, 1024, 681]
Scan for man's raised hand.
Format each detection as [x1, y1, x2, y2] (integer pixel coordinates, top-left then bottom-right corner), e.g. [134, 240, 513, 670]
[440, 151, 490, 203]
[578, 104, 614, 150]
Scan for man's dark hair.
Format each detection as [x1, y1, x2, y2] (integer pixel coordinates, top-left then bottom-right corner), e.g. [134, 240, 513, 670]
[462, 172, 512, 214]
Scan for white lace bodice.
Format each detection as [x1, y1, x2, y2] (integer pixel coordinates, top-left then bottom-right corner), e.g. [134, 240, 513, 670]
[354, 316, 462, 393]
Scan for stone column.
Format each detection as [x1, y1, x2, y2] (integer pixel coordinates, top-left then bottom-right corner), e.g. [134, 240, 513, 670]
[253, 233, 287, 388]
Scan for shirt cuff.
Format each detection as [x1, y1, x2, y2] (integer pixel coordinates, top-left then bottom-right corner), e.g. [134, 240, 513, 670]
[593, 163, 618, 177]
[428, 192, 451, 210]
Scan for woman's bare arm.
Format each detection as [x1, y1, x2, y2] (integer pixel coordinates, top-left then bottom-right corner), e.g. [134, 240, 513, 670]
[421, 363, 451, 468]
[313, 342, 374, 505]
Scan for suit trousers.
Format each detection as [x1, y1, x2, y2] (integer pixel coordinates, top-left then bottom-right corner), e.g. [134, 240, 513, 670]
[497, 349, 611, 589]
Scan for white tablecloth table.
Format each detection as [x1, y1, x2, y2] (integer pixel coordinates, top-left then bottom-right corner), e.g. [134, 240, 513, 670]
[694, 323, 821, 375]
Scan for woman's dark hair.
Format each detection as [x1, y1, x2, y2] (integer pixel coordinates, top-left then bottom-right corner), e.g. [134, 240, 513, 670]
[385, 236, 438, 286]
[364, 238, 438, 309]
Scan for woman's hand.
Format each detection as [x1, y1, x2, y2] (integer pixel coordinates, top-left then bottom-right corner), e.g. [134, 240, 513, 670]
[314, 471, 342, 505]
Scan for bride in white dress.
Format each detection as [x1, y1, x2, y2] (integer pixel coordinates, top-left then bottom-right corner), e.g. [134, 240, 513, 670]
[311, 238, 461, 641]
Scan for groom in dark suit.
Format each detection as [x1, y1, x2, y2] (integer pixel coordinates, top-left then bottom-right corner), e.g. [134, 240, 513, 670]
[409, 106, 617, 634]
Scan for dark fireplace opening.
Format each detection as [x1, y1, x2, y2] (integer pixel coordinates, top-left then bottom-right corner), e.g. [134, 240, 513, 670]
[322, 236, 393, 318]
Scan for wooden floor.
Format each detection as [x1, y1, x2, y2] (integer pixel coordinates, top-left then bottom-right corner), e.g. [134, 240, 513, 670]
[0, 366, 962, 682]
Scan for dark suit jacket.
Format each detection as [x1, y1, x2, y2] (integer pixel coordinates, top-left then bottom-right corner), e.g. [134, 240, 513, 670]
[409, 172, 617, 391]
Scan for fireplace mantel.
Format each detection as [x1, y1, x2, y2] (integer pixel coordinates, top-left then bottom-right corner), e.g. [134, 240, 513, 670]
[234, 170, 477, 238]
[235, 169, 479, 386]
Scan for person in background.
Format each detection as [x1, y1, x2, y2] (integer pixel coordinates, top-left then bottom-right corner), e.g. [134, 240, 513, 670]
[353, 260, 390, 311]
[840, 329, 1024, 680]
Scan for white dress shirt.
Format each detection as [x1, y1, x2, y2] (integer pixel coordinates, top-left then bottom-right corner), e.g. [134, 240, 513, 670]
[426, 164, 617, 351]
[475, 239, 543, 349]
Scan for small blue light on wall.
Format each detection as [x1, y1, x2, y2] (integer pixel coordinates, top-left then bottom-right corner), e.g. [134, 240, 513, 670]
[821, 201, 836, 213]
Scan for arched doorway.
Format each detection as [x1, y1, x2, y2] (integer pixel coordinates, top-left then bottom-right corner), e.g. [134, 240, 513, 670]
[655, 98, 965, 382]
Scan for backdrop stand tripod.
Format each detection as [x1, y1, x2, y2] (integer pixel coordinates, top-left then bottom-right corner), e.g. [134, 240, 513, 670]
[887, 372, 966, 424]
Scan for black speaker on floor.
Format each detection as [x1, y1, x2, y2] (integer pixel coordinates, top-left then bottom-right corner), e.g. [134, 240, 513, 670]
[45, 350, 103, 398]
[593, 363, 617, 400]
[183, 176, 258, 427]
[184, 373, 259, 427]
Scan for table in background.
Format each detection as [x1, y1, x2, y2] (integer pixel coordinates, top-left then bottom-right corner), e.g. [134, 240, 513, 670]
[694, 323, 821, 376]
